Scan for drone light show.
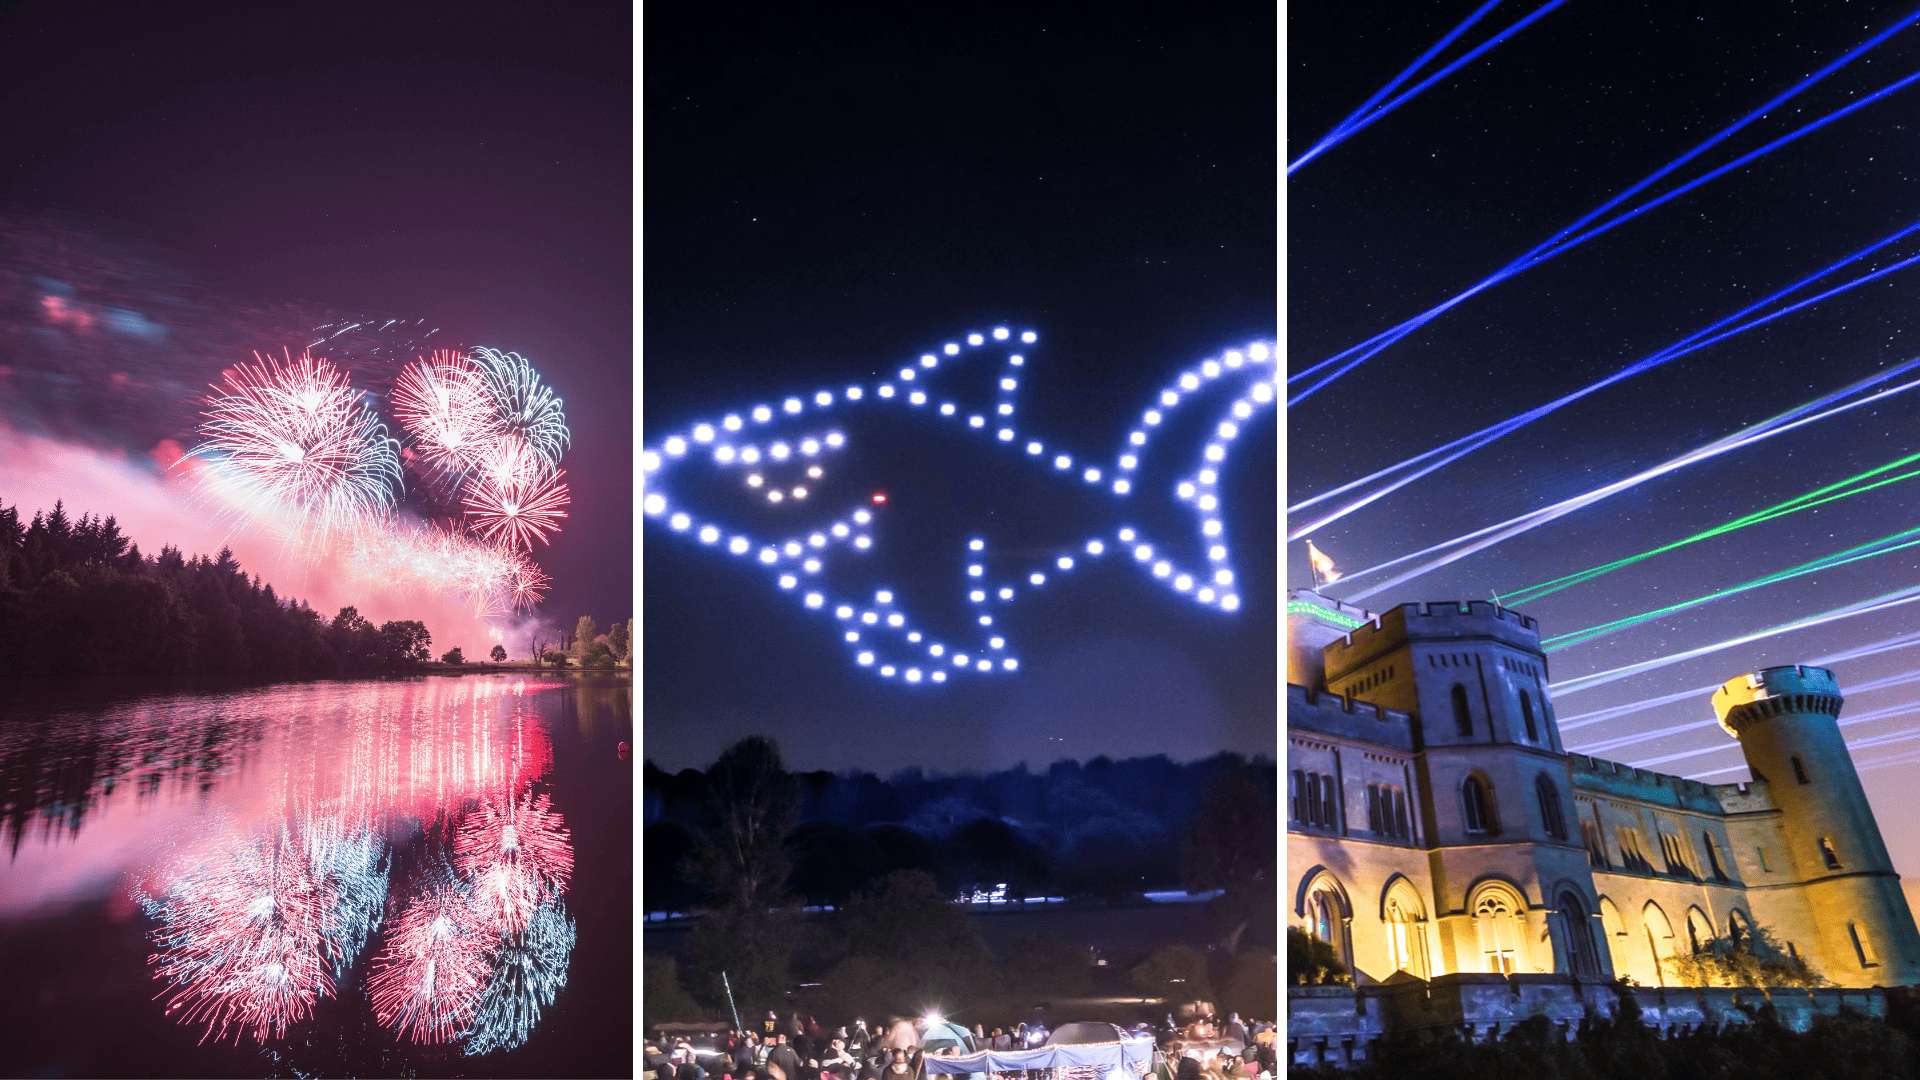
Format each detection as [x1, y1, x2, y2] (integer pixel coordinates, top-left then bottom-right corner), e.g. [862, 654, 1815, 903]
[185, 333, 572, 617]
[640, 327, 1276, 683]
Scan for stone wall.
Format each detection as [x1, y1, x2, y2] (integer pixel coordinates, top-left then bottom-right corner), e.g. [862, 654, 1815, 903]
[1286, 974, 1888, 1068]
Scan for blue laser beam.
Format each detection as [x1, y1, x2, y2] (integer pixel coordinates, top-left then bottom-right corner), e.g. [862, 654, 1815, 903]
[1290, 0, 1505, 175]
[1292, 215, 1920, 519]
[1288, 6, 1920, 402]
[1289, 1, 1563, 175]
[1289, 221, 1920, 539]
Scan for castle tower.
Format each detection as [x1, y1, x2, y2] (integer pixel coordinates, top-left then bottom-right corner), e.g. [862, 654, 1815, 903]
[1323, 602, 1603, 978]
[1713, 665, 1920, 985]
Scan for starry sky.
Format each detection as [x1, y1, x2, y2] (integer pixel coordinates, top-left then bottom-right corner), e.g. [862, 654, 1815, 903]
[642, 3, 1276, 773]
[0, 1, 632, 630]
[1289, 1, 1920, 873]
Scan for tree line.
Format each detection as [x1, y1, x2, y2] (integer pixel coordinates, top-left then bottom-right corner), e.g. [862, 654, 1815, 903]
[0, 499, 436, 679]
[645, 737, 1278, 1025]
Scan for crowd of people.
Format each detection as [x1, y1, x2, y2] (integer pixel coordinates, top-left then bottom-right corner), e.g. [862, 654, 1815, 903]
[645, 1011, 1278, 1080]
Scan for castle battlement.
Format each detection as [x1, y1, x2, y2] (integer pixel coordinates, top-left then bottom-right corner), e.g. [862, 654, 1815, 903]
[1569, 753, 1730, 814]
[1324, 600, 1543, 670]
[1288, 683, 1417, 751]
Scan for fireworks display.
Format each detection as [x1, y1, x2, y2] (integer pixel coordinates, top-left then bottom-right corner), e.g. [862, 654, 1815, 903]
[192, 349, 403, 544]
[474, 347, 572, 468]
[373, 784, 576, 1049]
[455, 789, 575, 935]
[391, 348, 496, 484]
[462, 898, 577, 1057]
[136, 814, 391, 1046]
[464, 466, 573, 551]
[117, 682, 579, 1055]
[187, 337, 571, 616]
[368, 865, 494, 1045]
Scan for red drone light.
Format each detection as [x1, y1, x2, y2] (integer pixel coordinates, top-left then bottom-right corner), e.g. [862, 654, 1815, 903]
[871, 492, 888, 505]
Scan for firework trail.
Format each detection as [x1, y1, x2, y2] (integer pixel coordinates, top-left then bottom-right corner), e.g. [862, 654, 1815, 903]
[455, 788, 574, 936]
[136, 815, 390, 1045]
[190, 349, 402, 544]
[368, 865, 494, 1045]
[463, 898, 576, 1056]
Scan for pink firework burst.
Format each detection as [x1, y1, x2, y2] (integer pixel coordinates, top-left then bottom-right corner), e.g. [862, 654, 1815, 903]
[391, 349, 497, 483]
[462, 466, 571, 551]
[368, 871, 492, 1044]
[141, 826, 335, 1045]
[504, 557, 551, 613]
[454, 789, 574, 935]
[192, 348, 401, 543]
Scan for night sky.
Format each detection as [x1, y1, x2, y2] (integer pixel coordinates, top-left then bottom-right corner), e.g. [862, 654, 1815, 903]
[642, 4, 1277, 773]
[1290, 1, 1920, 872]
[0, 1, 632, 628]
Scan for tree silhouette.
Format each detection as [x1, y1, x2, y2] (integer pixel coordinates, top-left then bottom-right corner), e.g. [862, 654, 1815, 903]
[0, 499, 436, 680]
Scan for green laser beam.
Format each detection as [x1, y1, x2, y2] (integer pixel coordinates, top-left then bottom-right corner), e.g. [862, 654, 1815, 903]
[1286, 599, 1368, 630]
[1500, 448, 1920, 606]
[1542, 522, 1920, 651]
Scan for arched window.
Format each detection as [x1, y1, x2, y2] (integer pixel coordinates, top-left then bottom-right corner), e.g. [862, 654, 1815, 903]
[1519, 691, 1539, 742]
[1643, 902, 1676, 985]
[1792, 755, 1811, 784]
[1727, 909, 1751, 951]
[1599, 896, 1631, 975]
[1301, 870, 1352, 974]
[1559, 890, 1601, 978]
[1452, 683, 1473, 737]
[1685, 907, 1713, 955]
[1473, 887, 1524, 974]
[1382, 879, 1430, 979]
[1463, 775, 1496, 834]
[1536, 774, 1566, 840]
[1820, 836, 1842, 869]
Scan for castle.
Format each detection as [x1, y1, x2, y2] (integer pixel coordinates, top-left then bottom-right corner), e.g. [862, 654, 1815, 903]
[1286, 589, 1920, 993]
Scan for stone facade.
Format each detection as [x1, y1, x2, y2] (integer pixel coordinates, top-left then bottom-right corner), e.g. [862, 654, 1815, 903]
[1286, 589, 1920, 999]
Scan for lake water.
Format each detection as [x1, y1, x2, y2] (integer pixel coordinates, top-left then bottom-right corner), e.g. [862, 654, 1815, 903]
[0, 673, 632, 1078]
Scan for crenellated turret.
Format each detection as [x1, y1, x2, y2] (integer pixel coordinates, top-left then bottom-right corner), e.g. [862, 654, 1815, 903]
[1714, 666, 1920, 984]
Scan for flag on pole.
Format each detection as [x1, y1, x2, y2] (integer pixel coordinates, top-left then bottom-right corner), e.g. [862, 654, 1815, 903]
[1307, 540, 1341, 587]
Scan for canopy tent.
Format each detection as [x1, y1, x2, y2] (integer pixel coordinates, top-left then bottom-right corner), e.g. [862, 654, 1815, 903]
[1045, 1023, 1131, 1045]
[922, 1035, 1154, 1080]
[919, 1021, 977, 1055]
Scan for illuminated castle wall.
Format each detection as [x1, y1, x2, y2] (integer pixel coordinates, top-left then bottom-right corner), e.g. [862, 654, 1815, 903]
[1286, 589, 1920, 989]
